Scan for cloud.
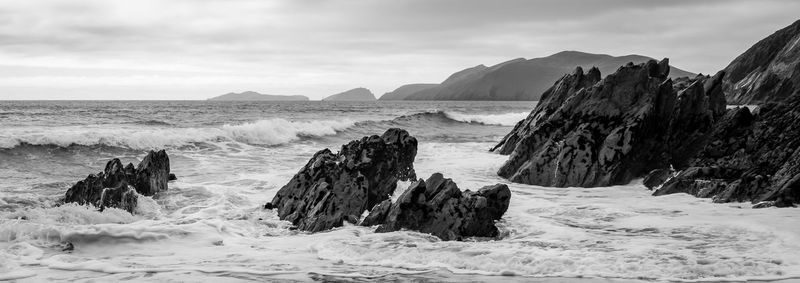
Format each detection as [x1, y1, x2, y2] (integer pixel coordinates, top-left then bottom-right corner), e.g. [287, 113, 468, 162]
[0, 0, 797, 99]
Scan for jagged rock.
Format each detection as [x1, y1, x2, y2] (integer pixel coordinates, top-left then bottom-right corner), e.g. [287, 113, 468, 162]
[723, 19, 800, 104]
[169, 173, 177, 181]
[265, 128, 418, 232]
[652, 93, 800, 207]
[362, 173, 510, 241]
[132, 149, 170, 196]
[643, 168, 674, 189]
[64, 150, 171, 213]
[99, 183, 138, 213]
[360, 199, 391, 227]
[493, 59, 724, 187]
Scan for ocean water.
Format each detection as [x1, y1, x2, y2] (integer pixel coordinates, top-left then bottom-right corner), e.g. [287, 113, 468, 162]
[0, 100, 798, 282]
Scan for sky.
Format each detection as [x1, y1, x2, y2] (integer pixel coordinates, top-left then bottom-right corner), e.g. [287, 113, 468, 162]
[0, 0, 798, 100]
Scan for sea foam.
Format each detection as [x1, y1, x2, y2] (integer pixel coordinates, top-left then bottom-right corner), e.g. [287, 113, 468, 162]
[0, 118, 356, 150]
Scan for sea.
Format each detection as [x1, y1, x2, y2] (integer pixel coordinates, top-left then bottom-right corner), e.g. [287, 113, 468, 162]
[0, 100, 798, 282]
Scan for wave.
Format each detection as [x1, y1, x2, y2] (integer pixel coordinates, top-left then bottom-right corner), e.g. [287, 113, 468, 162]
[0, 118, 356, 150]
[382, 110, 527, 127]
[134, 119, 173, 126]
[0, 111, 524, 151]
[441, 111, 528, 126]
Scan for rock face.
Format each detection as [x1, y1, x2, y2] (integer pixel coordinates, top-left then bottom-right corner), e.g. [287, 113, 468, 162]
[64, 150, 171, 213]
[265, 128, 418, 232]
[322, 88, 377, 101]
[723, 19, 800, 105]
[361, 173, 511, 241]
[396, 51, 694, 101]
[651, 94, 800, 207]
[492, 59, 725, 187]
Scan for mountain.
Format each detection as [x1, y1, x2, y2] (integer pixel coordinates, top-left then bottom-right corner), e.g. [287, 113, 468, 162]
[379, 84, 438, 100]
[208, 91, 309, 101]
[400, 51, 695, 101]
[322, 87, 376, 101]
[722, 19, 800, 105]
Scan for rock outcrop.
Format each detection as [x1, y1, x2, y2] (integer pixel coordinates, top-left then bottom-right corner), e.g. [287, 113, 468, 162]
[723, 19, 800, 104]
[650, 94, 800, 207]
[64, 150, 171, 213]
[264, 128, 418, 232]
[492, 59, 725, 187]
[361, 173, 511, 241]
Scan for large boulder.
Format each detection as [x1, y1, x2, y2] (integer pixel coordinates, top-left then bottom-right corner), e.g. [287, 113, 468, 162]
[362, 173, 511, 241]
[652, 94, 800, 207]
[64, 150, 171, 213]
[265, 128, 418, 232]
[722, 19, 800, 105]
[493, 59, 725, 187]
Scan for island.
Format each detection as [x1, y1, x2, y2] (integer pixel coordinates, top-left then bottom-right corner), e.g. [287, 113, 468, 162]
[207, 91, 309, 101]
[322, 87, 377, 101]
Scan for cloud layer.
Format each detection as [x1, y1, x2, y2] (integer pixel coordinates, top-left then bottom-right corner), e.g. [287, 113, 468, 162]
[0, 0, 798, 99]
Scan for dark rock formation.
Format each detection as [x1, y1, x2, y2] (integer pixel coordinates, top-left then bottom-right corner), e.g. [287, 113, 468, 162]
[64, 150, 171, 213]
[265, 128, 418, 232]
[362, 173, 511, 241]
[131, 149, 171, 196]
[652, 94, 800, 207]
[723, 19, 800, 104]
[492, 59, 725, 187]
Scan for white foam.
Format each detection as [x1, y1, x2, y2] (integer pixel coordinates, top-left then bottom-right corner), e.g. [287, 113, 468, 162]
[0, 118, 356, 149]
[2, 139, 800, 282]
[221, 118, 354, 146]
[443, 111, 528, 126]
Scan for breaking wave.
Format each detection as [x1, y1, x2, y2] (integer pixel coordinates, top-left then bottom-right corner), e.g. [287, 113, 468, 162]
[0, 118, 356, 150]
[441, 111, 528, 126]
[0, 111, 525, 151]
[373, 110, 527, 127]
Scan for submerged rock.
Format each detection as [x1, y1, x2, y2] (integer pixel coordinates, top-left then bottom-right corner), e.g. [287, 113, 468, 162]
[362, 173, 511, 241]
[64, 150, 171, 213]
[265, 128, 418, 232]
[493, 59, 724, 187]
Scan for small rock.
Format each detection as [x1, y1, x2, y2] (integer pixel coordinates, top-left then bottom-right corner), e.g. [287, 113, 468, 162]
[366, 173, 511, 241]
[64, 150, 171, 213]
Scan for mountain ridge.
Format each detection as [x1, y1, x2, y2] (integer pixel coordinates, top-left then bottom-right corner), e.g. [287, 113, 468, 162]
[396, 51, 696, 101]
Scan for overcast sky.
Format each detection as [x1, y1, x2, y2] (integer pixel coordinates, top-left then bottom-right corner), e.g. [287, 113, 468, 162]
[0, 0, 798, 100]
